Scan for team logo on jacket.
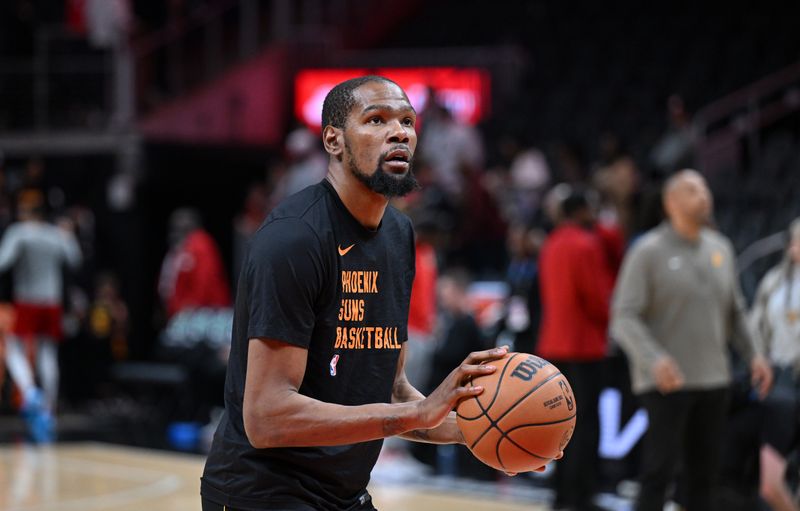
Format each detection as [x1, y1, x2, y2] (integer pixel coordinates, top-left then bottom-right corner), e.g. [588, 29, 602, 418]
[329, 354, 340, 376]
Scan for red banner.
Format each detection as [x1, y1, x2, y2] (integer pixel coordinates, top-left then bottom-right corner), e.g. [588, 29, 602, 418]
[295, 67, 491, 131]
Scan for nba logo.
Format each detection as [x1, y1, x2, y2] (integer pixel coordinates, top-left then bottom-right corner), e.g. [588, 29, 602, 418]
[329, 354, 340, 376]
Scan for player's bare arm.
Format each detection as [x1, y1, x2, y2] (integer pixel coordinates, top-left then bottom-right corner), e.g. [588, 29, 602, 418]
[242, 338, 504, 448]
[391, 344, 509, 444]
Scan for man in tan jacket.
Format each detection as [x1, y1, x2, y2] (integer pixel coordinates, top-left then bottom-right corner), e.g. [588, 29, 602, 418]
[612, 169, 772, 511]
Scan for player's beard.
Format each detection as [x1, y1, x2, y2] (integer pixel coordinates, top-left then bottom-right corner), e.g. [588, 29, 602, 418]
[344, 143, 419, 198]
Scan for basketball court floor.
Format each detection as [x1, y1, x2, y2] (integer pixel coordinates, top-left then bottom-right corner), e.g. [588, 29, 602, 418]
[0, 442, 548, 511]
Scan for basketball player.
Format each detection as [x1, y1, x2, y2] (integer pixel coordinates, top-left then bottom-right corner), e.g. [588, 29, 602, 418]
[611, 170, 773, 511]
[0, 191, 82, 442]
[201, 76, 537, 511]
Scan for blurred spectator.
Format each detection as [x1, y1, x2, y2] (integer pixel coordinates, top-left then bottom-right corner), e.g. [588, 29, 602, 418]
[749, 217, 800, 511]
[0, 190, 82, 442]
[611, 170, 772, 511]
[496, 136, 552, 223]
[61, 272, 129, 405]
[593, 153, 641, 243]
[404, 216, 439, 390]
[428, 269, 489, 392]
[450, 163, 507, 276]
[85, 0, 131, 48]
[157, 208, 231, 318]
[232, 182, 268, 285]
[265, 128, 328, 211]
[90, 273, 129, 361]
[650, 95, 696, 176]
[425, 268, 494, 479]
[536, 189, 614, 511]
[418, 97, 484, 199]
[496, 222, 545, 355]
[540, 183, 574, 232]
[282, 127, 328, 197]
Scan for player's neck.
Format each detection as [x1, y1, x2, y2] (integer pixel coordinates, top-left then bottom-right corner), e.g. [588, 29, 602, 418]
[669, 217, 702, 241]
[325, 171, 388, 231]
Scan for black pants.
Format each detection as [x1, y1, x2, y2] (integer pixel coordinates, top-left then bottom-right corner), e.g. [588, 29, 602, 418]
[636, 387, 730, 511]
[550, 360, 604, 508]
[202, 498, 239, 511]
[201, 496, 377, 511]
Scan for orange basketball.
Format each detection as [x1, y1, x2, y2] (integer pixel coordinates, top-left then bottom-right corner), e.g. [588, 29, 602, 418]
[456, 352, 576, 473]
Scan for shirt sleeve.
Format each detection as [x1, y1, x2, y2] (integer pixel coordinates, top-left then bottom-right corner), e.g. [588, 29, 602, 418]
[0, 226, 20, 272]
[244, 217, 327, 348]
[610, 242, 666, 367]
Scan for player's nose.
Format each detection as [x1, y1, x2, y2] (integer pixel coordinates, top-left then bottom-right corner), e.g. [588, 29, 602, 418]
[386, 119, 410, 144]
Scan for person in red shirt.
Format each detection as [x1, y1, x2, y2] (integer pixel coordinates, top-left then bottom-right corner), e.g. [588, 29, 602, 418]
[537, 190, 614, 511]
[158, 208, 231, 318]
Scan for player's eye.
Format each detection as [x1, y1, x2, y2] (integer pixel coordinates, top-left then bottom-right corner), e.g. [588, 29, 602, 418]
[402, 117, 414, 127]
[368, 116, 382, 125]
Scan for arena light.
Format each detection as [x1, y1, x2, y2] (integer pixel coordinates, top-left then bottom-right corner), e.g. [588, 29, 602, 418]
[294, 67, 491, 131]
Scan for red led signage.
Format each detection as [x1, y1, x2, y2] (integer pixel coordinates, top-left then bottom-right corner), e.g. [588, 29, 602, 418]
[294, 67, 491, 130]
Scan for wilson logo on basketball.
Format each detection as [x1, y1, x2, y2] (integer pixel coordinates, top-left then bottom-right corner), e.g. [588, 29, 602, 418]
[510, 355, 550, 381]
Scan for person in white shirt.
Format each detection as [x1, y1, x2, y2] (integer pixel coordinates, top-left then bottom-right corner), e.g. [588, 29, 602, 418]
[750, 217, 800, 511]
[0, 192, 81, 442]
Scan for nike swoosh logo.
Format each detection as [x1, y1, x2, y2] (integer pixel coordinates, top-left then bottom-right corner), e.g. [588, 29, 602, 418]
[338, 243, 355, 256]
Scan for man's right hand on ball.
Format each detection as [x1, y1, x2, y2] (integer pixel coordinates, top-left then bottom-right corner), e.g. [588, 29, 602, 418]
[414, 346, 509, 430]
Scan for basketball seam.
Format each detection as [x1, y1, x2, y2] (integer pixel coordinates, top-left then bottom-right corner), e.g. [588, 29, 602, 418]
[504, 413, 577, 430]
[493, 370, 565, 424]
[456, 353, 521, 422]
[467, 373, 516, 449]
[468, 370, 564, 452]
[495, 435, 509, 471]
[493, 413, 576, 470]
[499, 433, 553, 464]
[493, 374, 573, 466]
[483, 352, 520, 415]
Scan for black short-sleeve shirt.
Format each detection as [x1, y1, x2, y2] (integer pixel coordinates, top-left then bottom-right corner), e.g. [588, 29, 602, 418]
[201, 180, 416, 510]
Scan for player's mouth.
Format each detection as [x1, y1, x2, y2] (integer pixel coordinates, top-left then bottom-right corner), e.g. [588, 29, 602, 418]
[383, 149, 411, 173]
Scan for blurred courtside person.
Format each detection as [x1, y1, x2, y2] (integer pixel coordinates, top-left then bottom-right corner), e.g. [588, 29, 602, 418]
[0, 190, 81, 442]
[612, 169, 772, 511]
[749, 217, 800, 511]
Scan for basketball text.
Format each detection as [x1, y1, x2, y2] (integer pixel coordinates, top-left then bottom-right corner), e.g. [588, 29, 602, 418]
[510, 355, 550, 381]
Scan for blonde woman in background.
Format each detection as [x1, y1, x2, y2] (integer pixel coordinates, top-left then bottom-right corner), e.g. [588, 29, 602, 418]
[750, 218, 800, 511]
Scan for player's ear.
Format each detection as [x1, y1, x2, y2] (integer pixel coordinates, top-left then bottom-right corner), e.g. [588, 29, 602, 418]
[323, 126, 343, 158]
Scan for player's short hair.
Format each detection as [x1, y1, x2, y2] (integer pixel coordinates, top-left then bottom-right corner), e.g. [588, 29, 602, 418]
[321, 75, 398, 129]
